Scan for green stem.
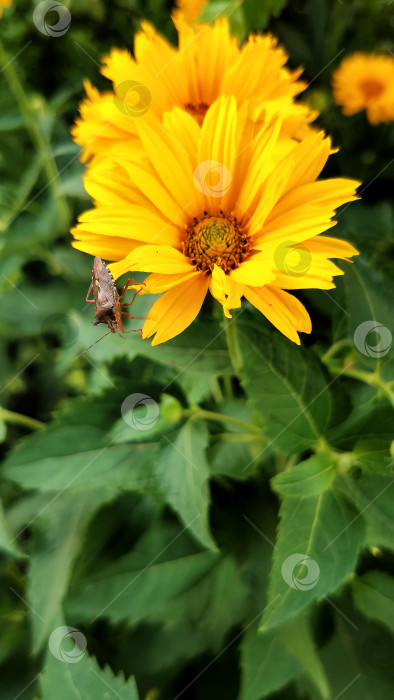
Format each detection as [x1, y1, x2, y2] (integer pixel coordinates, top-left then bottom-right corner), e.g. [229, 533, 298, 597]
[224, 316, 242, 375]
[321, 339, 352, 364]
[326, 363, 394, 407]
[0, 40, 70, 226]
[213, 432, 266, 444]
[185, 407, 262, 435]
[0, 408, 44, 431]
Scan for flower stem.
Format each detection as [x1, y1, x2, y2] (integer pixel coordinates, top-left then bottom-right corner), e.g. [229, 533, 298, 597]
[0, 408, 44, 431]
[224, 316, 242, 375]
[185, 407, 262, 435]
[0, 40, 70, 227]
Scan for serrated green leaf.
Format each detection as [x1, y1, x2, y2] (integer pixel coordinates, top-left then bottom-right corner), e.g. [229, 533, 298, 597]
[239, 622, 301, 700]
[344, 261, 393, 374]
[3, 425, 158, 493]
[278, 613, 330, 699]
[354, 439, 394, 474]
[41, 645, 140, 700]
[0, 498, 24, 559]
[271, 453, 336, 497]
[242, 0, 287, 30]
[66, 549, 219, 625]
[352, 571, 394, 634]
[156, 420, 217, 551]
[321, 599, 394, 700]
[336, 474, 394, 551]
[29, 491, 112, 653]
[259, 483, 364, 633]
[235, 321, 337, 454]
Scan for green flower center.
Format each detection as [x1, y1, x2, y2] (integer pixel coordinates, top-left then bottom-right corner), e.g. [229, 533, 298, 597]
[184, 214, 250, 273]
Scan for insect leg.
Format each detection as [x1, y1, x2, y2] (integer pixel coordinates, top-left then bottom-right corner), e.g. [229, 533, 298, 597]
[85, 282, 95, 303]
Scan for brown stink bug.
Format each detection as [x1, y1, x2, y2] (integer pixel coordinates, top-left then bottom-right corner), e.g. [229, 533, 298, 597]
[78, 256, 144, 357]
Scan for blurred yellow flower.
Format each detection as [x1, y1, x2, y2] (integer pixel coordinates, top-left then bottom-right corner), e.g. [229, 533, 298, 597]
[72, 16, 317, 164]
[0, 0, 12, 17]
[72, 96, 359, 346]
[175, 0, 208, 24]
[332, 53, 394, 125]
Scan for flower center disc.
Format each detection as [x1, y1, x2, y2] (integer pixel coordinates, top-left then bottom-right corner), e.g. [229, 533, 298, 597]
[359, 78, 384, 100]
[184, 102, 209, 125]
[184, 215, 250, 273]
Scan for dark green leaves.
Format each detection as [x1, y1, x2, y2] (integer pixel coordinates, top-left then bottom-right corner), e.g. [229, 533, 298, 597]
[157, 419, 217, 550]
[260, 483, 364, 633]
[234, 321, 340, 454]
[41, 646, 140, 700]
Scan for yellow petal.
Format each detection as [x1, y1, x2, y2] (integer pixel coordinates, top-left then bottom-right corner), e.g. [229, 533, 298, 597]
[142, 273, 209, 345]
[109, 245, 193, 279]
[244, 285, 312, 344]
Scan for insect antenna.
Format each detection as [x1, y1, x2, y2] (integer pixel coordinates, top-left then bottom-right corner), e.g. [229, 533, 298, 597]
[76, 330, 112, 358]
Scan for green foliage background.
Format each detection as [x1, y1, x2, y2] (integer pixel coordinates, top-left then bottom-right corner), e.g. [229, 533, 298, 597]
[0, 0, 394, 698]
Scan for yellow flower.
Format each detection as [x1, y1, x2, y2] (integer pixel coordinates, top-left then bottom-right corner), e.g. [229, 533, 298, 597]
[72, 16, 317, 164]
[72, 97, 360, 346]
[332, 53, 394, 125]
[0, 0, 12, 17]
[175, 0, 208, 24]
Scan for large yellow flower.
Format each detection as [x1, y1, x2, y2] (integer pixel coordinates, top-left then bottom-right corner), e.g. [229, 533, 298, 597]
[72, 16, 316, 164]
[332, 53, 394, 125]
[72, 97, 359, 345]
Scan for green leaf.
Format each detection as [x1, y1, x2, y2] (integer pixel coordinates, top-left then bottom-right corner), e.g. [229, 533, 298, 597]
[0, 498, 24, 559]
[242, 0, 287, 31]
[321, 598, 394, 700]
[41, 645, 140, 700]
[28, 490, 111, 653]
[336, 473, 394, 551]
[259, 482, 364, 633]
[239, 623, 301, 700]
[344, 260, 393, 374]
[3, 425, 159, 493]
[235, 321, 338, 454]
[352, 571, 394, 634]
[156, 420, 217, 551]
[66, 549, 219, 625]
[278, 613, 330, 699]
[271, 453, 336, 497]
[354, 439, 394, 474]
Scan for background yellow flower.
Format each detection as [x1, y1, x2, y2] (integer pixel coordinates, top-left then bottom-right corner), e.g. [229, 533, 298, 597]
[332, 53, 394, 124]
[72, 16, 317, 163]
[0, 0, 12, 17]
[72, 96, 359, 345]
